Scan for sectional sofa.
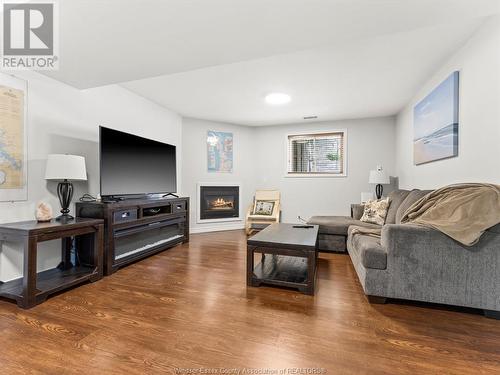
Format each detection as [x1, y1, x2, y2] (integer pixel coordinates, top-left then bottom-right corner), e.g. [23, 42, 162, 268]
[308, 189, 500, 318]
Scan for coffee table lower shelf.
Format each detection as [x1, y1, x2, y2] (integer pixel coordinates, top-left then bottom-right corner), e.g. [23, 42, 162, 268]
[249, 253, 316, 295]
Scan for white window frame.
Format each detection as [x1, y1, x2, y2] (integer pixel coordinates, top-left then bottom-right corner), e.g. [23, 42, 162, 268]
[284, 129, 348, 178]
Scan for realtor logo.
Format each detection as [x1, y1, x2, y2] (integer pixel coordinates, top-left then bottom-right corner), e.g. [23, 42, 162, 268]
[1, 0, 59, 70]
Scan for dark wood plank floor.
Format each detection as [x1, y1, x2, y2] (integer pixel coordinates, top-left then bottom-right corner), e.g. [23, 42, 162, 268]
[0, 230, 499, 374]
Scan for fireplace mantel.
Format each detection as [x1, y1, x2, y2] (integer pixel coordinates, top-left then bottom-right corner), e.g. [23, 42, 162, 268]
[197, 183, 243, 224]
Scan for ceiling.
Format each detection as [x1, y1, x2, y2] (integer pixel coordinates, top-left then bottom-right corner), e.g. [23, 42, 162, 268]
[43, 0, 500, 125]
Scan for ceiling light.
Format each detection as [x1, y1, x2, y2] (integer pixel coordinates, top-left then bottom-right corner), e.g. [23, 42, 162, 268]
[265, 92, 291, 105]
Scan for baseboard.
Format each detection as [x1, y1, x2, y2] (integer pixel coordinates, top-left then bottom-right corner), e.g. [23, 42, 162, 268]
[190, 223, 245, 234]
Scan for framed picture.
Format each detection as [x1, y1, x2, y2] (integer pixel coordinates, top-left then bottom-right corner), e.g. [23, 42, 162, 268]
[0, 73, 28, 201]
[253, 200, 275, 216]
[413, 71, 459, 165]
[207, 130, 233, 173]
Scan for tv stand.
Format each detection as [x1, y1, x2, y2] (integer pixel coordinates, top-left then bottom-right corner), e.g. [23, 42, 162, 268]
[76, 197, 189, 275]
[101, 197, 123, 203]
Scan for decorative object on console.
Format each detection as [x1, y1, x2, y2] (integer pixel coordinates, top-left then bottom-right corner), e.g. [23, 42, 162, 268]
[369, 166, 390, 199]
[360, 197, 390, 225]
[143, 207, 162, 216]
[35, 201, 53, 222]
[45, 154, 87, 221]
[207, 130, 233, 173]
[413, 71, 459, 165]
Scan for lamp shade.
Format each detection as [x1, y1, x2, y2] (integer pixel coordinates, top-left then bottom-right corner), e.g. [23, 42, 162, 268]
[45, 154, 87, 181]
[369, 169, 390, 185]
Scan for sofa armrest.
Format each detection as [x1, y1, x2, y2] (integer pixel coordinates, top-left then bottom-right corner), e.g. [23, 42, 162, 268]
[381, 224, 472, 256]
[380, 224, 500, 310]
[351, 204, 364, 220]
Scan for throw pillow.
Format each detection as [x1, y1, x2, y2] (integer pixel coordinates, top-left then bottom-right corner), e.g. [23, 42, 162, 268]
[253, 200, 275, 216]
[360, 198, 391, 225]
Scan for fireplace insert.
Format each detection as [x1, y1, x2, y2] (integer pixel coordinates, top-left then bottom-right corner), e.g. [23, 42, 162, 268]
[200, 186, 239, 220]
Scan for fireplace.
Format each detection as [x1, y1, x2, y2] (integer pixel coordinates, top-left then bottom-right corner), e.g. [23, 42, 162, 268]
[199, 185, 240, 220]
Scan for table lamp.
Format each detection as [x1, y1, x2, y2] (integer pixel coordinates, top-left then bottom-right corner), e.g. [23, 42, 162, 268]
[368, 166, 390, 199]
[45, 154, 87, 221]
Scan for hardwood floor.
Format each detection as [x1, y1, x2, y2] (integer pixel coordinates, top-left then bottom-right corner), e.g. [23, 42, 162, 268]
[0, 230, 499, 374]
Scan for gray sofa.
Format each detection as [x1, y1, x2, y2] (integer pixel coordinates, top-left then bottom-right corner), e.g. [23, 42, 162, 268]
[308, 189, 500, 318]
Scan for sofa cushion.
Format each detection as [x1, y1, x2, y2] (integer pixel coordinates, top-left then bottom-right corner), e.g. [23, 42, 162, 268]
[347, 228, 387, 270]
[395, 189, 433, 224]
[360, 197, 390, 225]
[317, 233, 346, 252]
[351, 204, 365, 220]
[308, 216, 380, 236]
[385, 189, 411, 224]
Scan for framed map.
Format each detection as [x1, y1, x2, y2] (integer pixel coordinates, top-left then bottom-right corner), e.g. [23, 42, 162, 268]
[207, 131, 233, 173]
[0, 74, 27, 201]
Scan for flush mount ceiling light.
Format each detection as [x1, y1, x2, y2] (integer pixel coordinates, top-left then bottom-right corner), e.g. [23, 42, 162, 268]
[265, 92, 291, 105]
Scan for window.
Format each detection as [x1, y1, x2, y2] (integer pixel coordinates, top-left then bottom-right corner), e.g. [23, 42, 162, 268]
[287, 131, 346, 176]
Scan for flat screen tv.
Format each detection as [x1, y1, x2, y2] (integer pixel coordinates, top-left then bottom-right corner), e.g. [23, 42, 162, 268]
[100, 126, 177, 198]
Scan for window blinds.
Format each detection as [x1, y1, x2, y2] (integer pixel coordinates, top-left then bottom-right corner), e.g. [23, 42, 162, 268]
[287, 132, 345, 174]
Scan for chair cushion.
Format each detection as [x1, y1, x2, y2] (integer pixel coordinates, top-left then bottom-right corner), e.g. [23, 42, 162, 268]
[252, 200, 275, 215]
[308, 216, 380, 236]
[385, 189, 411, 224]
[347, 228, 387, 270]
[395, 189, 433, 224]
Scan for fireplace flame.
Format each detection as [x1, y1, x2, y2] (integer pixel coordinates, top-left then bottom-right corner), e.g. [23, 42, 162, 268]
[210, 198, 234, 209]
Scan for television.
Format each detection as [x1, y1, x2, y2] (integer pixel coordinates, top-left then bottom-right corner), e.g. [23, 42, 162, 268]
[99, 126, 177, 198]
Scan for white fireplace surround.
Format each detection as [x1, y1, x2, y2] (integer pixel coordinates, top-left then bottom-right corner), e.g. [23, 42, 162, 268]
[196, 182, 243, 224]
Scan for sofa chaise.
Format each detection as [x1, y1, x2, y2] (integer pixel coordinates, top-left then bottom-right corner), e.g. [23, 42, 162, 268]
[308, 189, 500, 318]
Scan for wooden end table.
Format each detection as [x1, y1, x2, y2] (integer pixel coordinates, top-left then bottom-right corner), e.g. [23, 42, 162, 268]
[247, 223, 319, 295]
[0, 218, 104, 308]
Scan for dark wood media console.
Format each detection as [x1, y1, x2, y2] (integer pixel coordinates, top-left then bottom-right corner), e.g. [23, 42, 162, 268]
[76, 197, 189, 275]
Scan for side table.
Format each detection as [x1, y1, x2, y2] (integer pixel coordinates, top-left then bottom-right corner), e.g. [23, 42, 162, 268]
[0, 218, 104, 308]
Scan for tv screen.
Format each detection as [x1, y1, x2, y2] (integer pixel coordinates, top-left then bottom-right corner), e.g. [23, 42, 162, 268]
[100, 126, 177, 197]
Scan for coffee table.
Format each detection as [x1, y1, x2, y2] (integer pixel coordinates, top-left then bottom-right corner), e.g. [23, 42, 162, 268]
[247, 223, 319, 295]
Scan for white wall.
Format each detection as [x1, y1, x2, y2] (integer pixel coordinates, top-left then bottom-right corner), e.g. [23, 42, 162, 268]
[182, 116, 395, 230]
[395, 16, 500, 189]
[181, 117, 257, 232]
[0, 71, 182, 281]
[252, 117, 396, 222]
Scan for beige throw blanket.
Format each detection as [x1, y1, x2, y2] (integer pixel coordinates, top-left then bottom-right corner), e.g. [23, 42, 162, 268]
[351, 183, 500, 246]
[400, 183, 500, 246]
[350, 226, 382, 239]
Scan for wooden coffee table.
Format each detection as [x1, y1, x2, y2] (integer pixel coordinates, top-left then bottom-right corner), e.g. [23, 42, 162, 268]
[247, 223, 319, 295]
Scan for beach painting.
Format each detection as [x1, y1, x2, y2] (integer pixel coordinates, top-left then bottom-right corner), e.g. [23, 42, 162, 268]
[413, 71, 459, 165]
